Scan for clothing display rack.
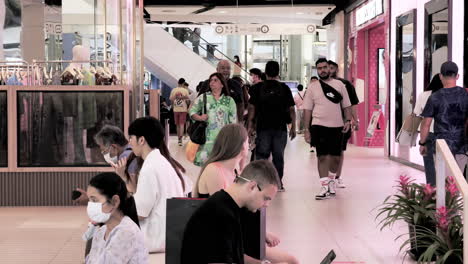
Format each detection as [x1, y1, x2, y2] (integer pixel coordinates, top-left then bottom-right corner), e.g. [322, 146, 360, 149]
[0, 60, 31, 86]
[31, 60, 118, 86]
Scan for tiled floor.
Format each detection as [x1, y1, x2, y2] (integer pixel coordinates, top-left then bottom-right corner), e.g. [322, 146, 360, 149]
[0, 136, 425, 264]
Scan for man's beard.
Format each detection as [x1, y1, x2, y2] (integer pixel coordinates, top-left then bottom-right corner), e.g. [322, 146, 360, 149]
[319, 73, 330, 80]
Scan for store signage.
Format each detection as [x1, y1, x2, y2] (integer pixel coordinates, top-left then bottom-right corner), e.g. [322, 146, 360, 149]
[45, 22, 62, 35]
[213, 24, 316, 35]
[356, 0, 384, 26]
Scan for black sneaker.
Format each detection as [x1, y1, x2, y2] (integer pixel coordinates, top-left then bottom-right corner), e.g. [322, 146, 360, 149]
[328, 180, 336, 196]
[178, 139, 182, 146]
[315, 186, 330, 200]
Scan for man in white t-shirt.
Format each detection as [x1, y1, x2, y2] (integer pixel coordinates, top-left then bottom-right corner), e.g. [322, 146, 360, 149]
[303, 58, 353, 200]
[170, 78, 190, 146]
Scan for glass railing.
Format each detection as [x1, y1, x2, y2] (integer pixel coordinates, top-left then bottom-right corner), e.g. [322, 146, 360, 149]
[167, 27, 250, 83]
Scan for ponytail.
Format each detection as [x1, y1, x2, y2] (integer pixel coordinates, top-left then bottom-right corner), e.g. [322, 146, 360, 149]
[89, 172, 140, 227]
[158, 140, 186, 192]
[121, 195, 140, 227]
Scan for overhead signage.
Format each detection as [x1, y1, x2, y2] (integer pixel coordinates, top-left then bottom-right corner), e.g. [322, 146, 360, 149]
[45, 22, 62, 35]
[213, 24, 316, 35]
[356, 0, 384, 26]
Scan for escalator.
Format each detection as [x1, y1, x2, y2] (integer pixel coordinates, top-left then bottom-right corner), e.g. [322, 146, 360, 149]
[144, 25, 249, 88]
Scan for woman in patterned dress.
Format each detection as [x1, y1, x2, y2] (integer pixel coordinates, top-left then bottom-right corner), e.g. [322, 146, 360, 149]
[189, 72, 237, 166]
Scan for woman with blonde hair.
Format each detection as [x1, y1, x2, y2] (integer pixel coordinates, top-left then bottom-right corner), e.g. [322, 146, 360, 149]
[193, 123, 249, 198]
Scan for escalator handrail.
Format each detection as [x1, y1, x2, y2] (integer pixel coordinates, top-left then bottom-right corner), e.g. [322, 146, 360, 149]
[186, 28, 251, 77]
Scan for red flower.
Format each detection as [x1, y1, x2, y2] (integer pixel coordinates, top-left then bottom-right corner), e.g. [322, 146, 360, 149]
[398, 175, 413, 196]
[446, 176, 459, 197]
[436, 206, 451, 232]
[423, 184, 436, 200]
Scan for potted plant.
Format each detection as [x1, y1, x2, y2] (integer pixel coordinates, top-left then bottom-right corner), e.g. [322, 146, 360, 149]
[376, 175, 437, 260]
[406, 176, 464, 263]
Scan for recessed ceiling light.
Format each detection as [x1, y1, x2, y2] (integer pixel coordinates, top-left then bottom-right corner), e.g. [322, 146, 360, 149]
[219, 11, 227, 14]
[296, 12, 304, 15]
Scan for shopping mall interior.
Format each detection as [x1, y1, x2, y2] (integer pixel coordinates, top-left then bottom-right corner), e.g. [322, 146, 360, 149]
[0, 0, 467, 263]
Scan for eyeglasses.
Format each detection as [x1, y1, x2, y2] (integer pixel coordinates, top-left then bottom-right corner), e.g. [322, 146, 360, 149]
[234, 169, 262, 191]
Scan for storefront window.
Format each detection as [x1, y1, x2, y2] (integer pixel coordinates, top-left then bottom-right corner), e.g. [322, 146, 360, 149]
[395, 10, 416, 137]
[17, 91, 123, 167]
[0, 91, 7, 167]
[424, 0, 448, 88]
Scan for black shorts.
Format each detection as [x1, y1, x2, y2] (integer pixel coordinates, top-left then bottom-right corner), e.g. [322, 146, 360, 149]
[310, 125, 344, 157]
[342, 130, 352, 151]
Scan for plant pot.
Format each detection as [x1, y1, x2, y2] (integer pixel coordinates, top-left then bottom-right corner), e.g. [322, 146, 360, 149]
[407, 224, 436, 260]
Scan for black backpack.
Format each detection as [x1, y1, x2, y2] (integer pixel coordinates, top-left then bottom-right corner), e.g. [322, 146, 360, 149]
[257, 81, 291, 124]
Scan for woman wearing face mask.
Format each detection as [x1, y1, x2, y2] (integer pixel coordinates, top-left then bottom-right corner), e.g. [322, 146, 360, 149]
[189, 72, 237, 166]
[128, 116, 188, 253]
[85, 172, 148, 264]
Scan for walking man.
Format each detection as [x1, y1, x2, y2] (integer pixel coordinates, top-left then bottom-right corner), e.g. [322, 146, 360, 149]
[303, 58, 353, 200]
[248, 61, 296, 191]
[420, 61, 468, 175]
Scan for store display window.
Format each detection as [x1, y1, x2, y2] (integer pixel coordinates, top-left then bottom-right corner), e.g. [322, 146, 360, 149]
[17, 91, 123, 167]
[424, 0, 449, 89]
[395, 9, 416, 137]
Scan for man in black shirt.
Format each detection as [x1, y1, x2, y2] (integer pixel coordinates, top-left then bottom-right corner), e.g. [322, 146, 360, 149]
[328, 60, 360, 188]
[247, 61, 296, 191]
[181, 160, 281, 264]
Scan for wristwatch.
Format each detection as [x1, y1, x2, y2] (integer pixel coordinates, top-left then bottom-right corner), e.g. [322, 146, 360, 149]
[419, 141, 426, 146]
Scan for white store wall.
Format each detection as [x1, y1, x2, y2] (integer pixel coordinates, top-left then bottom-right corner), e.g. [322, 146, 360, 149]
[389, 0, 465, 166]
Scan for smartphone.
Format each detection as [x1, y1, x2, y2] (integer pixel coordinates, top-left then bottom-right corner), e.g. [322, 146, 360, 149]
[320, 250, 336, 264]
[72, 190, 82, 200]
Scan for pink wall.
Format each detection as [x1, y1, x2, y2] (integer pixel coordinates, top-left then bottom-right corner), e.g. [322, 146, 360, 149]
[346, 1, 389, 147]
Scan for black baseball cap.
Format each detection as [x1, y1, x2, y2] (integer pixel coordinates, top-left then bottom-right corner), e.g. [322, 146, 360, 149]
[440, 61, 458, 77]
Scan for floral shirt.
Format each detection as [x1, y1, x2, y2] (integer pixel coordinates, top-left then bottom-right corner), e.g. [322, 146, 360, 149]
[189, 92, 237, 166]
[86, 216, 149, 264]
[421, 86, 468, 155]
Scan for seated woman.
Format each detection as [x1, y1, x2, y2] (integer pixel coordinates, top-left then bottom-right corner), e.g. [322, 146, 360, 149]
[85, 172, 148, 264]
[193, 123, 299, 264]
[128, 116, 187, 253]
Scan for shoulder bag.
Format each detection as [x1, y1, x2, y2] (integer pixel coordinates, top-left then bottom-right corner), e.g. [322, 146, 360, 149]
[187, 93, 207, 145]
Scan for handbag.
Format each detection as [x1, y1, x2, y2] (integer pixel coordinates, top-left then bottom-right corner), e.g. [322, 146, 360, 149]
[396, 113, 422, 146]
[187, 93, 207, 145]
[185, 140, 200, 162]
[165, 198, 206, 264]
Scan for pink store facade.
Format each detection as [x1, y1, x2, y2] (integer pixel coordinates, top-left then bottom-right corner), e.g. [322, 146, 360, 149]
[344, 0, 390, 149]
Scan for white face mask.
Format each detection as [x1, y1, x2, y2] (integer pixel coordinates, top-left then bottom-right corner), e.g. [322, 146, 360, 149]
[87, 201, 112, 223]
[103, 153, 118, 165]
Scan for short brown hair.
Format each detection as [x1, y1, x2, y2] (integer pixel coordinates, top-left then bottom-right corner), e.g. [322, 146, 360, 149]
[237, 160, 281, 188]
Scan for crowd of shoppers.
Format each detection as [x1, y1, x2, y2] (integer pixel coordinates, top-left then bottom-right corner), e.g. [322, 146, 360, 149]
[78, 57, 468, 263]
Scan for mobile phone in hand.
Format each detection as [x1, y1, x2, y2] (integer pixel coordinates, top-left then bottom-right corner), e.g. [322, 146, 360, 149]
[72, 190, 82, 200]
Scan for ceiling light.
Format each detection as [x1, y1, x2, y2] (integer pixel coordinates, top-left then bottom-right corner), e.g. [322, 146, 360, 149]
[219, 11, 227, 14]
[296, 12, 304, 15]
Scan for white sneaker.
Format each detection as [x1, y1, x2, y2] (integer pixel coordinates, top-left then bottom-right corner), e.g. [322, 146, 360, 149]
[337, 178, 346, 188]
[315, 186, 330, 200]
[328, 180, 336, 195]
